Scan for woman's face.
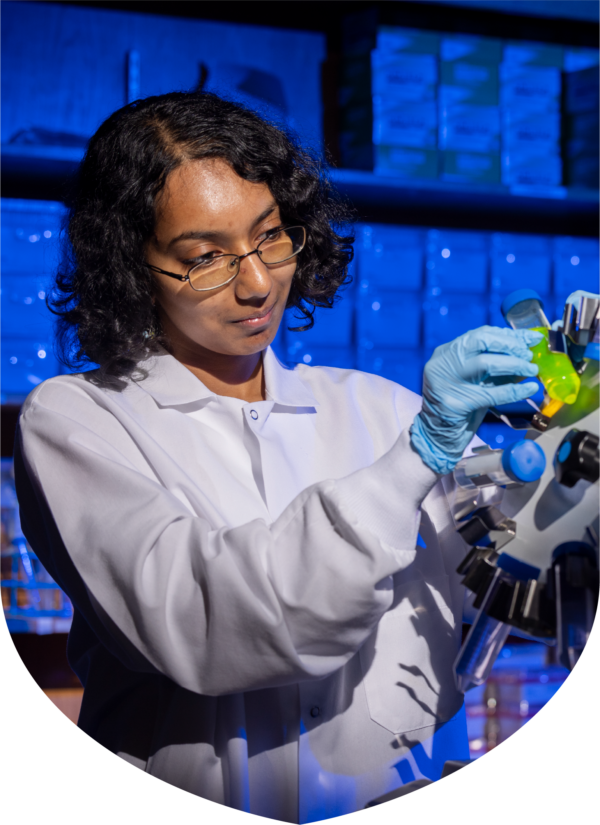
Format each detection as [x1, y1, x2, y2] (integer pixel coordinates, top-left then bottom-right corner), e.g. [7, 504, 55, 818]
[146, 158, 297, 361]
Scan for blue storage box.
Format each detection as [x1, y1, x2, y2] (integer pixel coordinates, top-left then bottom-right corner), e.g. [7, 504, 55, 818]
[439, 104, 500, 153]
[2, 273, 55, 339]
[501, 108, 561, 154]
[499, 64, 561, 110]
[502, 41, 564, 69]
[490, 233, 552, 295]
[357, 291, 421, 349]
[1, 199, 66, 276]
[371, 50, 438, 103]
[372, 102, 437, 148]
[1, 338, 60, 402]
[284, 299, 354, 348]
[501, 150, 562, 188]
[357, 348, 423, 394]
[284, 344, 356, 370]
[553, 236, 600, 297]
[423, 294, 488, 349]
[357, 224, 424, 292]
[426, 229, 489, 294]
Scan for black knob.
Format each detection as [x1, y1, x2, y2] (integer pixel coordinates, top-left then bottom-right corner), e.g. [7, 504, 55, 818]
[554, 429, 599, 488]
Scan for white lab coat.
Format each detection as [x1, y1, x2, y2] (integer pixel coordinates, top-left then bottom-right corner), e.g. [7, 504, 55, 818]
[14, 345, 472, 822]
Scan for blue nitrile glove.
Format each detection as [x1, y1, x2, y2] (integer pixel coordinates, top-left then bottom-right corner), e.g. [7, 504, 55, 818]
[552, 291, 600, 330]
[410, 326, 543, 475]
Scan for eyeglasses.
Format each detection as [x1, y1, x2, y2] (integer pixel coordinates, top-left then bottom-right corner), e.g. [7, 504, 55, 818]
[146, 225, 306, 292]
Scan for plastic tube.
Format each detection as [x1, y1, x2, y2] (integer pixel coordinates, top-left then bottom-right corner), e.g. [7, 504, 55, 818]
[454, 439, 546, 490]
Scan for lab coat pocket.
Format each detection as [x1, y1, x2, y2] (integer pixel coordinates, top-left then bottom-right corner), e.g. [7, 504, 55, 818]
[359, 574, 463, 736]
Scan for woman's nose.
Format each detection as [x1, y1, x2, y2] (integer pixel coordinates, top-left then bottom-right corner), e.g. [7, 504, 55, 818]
[234, 251, 272, 301]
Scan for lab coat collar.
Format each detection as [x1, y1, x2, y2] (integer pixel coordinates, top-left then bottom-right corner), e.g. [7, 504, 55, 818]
[263, 346, 318, 409]
[134, 346, 317, 410]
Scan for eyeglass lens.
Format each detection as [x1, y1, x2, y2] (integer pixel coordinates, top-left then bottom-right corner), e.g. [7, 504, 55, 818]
[188, 226, 305, 290]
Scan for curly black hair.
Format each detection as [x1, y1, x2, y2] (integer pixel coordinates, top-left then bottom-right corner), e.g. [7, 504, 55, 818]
[50, 91, 355, 385]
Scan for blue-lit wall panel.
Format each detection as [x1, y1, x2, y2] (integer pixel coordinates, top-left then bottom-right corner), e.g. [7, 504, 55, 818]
[2, 2, 325, 149]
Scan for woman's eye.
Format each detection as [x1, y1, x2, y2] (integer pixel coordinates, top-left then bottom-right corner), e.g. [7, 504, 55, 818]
[184, 252, 220, 267]
[260, 227, 283, 242]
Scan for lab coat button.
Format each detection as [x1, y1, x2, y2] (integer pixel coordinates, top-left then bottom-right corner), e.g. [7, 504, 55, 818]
[250, 410, 259, 420]
[310, 706, 320, 718]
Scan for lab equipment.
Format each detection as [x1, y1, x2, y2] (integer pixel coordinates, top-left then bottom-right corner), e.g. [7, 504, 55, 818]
[559, 293, 600, 363]
[550, 541, 599, 670]
[410, 325, 541, 475]
[501, 289, 581, 407]
[554, 429, 599, 487]
[452, 293, 599, 690]
[1, 458, 73, 633]
[455, 554, 540, 692]
[454, 439, 546, 490]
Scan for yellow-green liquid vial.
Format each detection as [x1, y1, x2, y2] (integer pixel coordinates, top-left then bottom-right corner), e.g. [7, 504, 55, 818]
[501, 289, 581, 406]
[530, 327, 581, 404]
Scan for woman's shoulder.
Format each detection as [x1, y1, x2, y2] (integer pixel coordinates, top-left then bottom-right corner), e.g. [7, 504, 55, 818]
[20, 369, 127, 423]
[293, 362, 422, 424]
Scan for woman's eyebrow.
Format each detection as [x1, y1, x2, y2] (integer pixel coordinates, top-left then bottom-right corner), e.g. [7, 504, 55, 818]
[166, 203, 279, 250]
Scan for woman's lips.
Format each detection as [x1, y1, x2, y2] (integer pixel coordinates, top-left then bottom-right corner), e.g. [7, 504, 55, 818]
[233, 303, 276, 327]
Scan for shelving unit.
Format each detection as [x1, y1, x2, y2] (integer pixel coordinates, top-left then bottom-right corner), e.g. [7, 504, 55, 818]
[330, 168, 598, 233]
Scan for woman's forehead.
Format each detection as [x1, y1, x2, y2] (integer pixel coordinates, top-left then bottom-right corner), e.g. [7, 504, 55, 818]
[156, 158, 276, 231]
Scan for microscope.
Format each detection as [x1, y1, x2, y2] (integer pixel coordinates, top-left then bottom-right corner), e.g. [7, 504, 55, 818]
[452, 291, 599, 690]
[367, 291, 598, 809]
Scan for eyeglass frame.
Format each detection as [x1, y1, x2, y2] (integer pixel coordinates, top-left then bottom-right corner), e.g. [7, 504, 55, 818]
[145, 225, 306, 292]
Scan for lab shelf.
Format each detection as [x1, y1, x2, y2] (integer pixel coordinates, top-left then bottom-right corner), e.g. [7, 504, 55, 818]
[329, 168, 599, 234]
[1, 143, 86, 181]
[3, 144, 598, 234]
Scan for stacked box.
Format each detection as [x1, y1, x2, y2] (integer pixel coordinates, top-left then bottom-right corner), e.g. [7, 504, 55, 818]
[355, 224, 424, 380]
[563, 47, 600, 74]
[500, 42, 563, 188]
[553, 236, 600, 308]
[284, 297, 356, 370]
[425, 228, 489, 294]
[1, 198, 66, 402]
[439, 35, 502, 184]
[371, 27, 440, 178]
[563, 58, 600, 189]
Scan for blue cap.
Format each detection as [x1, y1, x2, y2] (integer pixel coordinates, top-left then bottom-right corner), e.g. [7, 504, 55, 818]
[500, 289, 544, 320]
[584, 342, 599, 361]
[497, 553, 540, 581]
[552, 541, 596, 562]
[501, 439, 546, 483]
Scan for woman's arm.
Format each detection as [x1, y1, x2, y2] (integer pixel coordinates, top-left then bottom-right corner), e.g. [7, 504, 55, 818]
[15, 383, 439, 697]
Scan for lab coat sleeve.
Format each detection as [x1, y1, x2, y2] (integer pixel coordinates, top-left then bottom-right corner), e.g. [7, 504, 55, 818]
[15, 384, 439, 697]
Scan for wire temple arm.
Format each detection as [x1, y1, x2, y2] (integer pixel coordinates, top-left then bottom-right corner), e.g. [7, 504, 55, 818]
[145, 263, 188, 282]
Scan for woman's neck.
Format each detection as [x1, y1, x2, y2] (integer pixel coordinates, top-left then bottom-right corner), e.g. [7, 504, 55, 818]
[171, 344, 265, 402]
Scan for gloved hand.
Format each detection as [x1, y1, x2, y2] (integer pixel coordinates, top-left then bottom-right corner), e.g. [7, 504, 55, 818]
[552, 290, 600, 329]
[410, 326, 543, 475]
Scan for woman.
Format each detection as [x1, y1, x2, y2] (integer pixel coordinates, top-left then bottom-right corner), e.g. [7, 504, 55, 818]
[14, 92, 540, 822]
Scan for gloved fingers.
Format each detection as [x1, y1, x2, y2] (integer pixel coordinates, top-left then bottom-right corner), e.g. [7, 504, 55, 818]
[462, 353, 539, 383]
[551, 291, 599, 329]
[459, 326, 543, 359]
[485, 381, 540, 408]
[566, 290, 600, 307]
